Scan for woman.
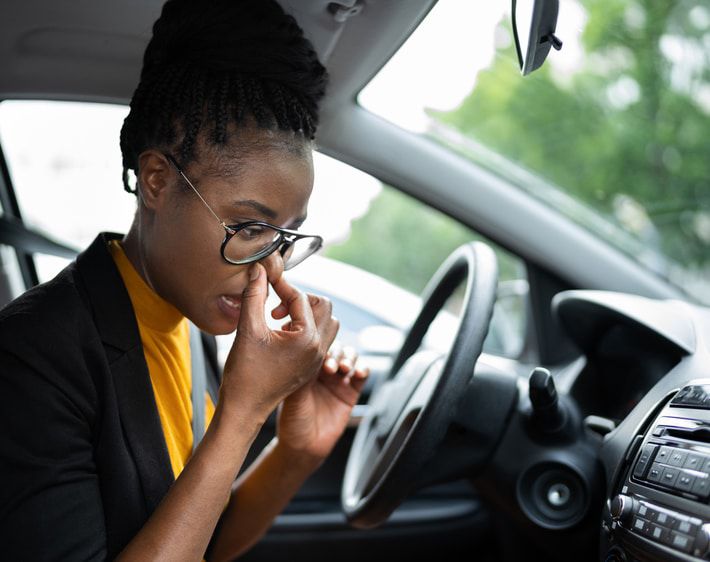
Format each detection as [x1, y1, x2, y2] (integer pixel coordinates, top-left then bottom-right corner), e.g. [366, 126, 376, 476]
[0, 0, 367, 560]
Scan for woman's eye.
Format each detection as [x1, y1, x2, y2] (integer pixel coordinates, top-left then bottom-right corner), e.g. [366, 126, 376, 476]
[237, 225, 266, 240]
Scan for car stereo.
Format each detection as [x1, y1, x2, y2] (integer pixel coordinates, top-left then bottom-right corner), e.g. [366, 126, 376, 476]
[604, 383, 710, 561]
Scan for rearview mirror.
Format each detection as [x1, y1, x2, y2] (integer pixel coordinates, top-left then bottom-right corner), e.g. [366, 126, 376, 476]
[512, 0, 563, 76]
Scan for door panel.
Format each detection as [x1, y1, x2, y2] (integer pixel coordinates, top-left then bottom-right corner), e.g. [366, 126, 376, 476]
[239, 420, 494, 561]
[237, 365, 495, 562]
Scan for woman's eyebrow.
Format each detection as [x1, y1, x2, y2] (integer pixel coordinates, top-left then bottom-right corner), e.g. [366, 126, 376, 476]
[289, 216, 307, 229]
[233, 199, 278, 220]
[233, 200, 307, 228]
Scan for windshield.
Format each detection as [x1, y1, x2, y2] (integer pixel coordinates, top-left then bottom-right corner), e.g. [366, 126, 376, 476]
[361, 0, 710, 304]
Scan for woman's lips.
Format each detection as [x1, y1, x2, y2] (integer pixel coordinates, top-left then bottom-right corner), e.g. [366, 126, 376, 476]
[220, 295, 242, 309]
[217, 294, 242, 321]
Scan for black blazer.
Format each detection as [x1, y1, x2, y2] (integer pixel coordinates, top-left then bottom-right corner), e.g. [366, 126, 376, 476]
[0, 233, 222, 561]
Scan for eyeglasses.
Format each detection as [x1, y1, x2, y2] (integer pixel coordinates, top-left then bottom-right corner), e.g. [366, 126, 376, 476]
[164, 154, 323, 270]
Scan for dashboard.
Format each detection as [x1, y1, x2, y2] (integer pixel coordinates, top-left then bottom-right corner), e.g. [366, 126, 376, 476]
[569, 329, 681, 423]
[551, 290, 710, 561]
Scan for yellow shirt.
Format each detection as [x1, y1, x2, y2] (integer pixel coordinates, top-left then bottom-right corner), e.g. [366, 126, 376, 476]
[109, 240, 215, 478]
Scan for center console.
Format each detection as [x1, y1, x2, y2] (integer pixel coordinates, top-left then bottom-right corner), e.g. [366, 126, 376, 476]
[604, 383, 710, 561]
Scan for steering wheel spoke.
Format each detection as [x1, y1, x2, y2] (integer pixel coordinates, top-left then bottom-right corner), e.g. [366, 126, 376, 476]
[345, 353, 443, 501]
[348, 425, 382, 500]
[373, 350, 442, 439]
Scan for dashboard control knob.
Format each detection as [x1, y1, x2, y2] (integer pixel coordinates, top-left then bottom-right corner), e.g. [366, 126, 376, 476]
[696, 523, 710, 559]
[610, 494, 633, 525]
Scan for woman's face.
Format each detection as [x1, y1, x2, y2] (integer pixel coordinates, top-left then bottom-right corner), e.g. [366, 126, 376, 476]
[137, 137, 314, 335]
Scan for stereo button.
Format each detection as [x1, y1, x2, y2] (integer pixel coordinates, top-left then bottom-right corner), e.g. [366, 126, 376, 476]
[668, 449, 688, 467]
[647, 464, 663, 483]
[633, 444, 657, 478]
[675, 472, 695, 492]
[676, 519, 698, 536]
[645, 524, 668, 542]
[683, 452, 704, 470]
[669, 532, 694, 554]
[657, 446, 673, 463]
[660, 467, 680, 487]
[691, 476, 710, 498]
[654, 511, 670, 525]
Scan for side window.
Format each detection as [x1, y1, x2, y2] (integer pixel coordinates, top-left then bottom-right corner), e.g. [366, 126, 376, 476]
[0, 135, 38, 304]
[220, 154, 528, 363]
[0, 100, 134, 282]
[0, 245, 26, 306]
[0, 101, 527, 359]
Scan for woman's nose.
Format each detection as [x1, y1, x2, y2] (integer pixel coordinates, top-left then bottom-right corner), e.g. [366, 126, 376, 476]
[260, 250, 285, 285]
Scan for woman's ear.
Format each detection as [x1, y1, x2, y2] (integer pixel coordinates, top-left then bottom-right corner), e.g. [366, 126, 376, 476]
[136, 150, 172, 211]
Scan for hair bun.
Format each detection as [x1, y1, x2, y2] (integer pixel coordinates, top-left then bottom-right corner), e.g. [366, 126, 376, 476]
[120, 0, 328, 193]
[141, 0, 318, 82]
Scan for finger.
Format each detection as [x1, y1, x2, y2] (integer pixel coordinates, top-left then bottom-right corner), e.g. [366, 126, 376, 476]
[352, 365, 370, 379]
[338, 357, 353, 373]
[306, 293, 333, 327]
[349, 370, 369, 394]
[262, 249, 285, 286]
[312, 301, 339, 350]
[338, 345, 358, 373]
[323, 354, 338, 373]
[271, 275, 315, 332]
[271, 302, 289, 320]
[322, 315, 340, 351]
[237, 263, 269, 336]
[304, 292, 338, 349]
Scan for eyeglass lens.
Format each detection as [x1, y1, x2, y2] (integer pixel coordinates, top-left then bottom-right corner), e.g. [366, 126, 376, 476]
[223, 224, 320, 269]
[280, 236, 322, 270]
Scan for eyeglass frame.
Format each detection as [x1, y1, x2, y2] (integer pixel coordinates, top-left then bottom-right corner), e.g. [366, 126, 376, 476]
[163, 153, 323, 269]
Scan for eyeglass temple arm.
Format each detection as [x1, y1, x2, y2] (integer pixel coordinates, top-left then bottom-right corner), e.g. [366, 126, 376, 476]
[165, 154, 234, 232]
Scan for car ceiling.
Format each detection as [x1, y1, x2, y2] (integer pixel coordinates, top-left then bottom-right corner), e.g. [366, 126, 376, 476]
[0, 0, 684, 302]
[0, 0, 435, 112]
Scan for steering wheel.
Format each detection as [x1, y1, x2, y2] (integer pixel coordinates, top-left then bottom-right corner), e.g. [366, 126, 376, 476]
[342, 241, 499, 528]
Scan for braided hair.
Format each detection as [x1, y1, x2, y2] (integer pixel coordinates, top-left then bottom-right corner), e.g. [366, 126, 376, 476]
[120, 0, 328, 194]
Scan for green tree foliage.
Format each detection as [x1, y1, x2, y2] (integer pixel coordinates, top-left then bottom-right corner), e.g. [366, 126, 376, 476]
[326, 0, 708, 303]
[437, 0, 710, 271]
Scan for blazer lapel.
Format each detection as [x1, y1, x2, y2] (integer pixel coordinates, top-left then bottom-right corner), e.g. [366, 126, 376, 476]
[76, 233, 174, 514]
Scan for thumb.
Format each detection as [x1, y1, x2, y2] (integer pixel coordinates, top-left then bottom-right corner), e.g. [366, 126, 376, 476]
[237, 263, 269, 336]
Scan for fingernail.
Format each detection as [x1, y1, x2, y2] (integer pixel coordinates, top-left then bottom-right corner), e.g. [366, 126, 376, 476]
[341, 360, 353, 372]
[250, 264, 261, 281]
[326, 358, 338, 371]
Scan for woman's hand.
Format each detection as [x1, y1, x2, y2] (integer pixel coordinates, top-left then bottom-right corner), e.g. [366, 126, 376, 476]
[272, 295, 370, 462]
[219, 264, 339, 424]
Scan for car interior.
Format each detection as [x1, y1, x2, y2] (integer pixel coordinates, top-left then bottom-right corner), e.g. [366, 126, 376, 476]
[1, 0, 709, 561]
